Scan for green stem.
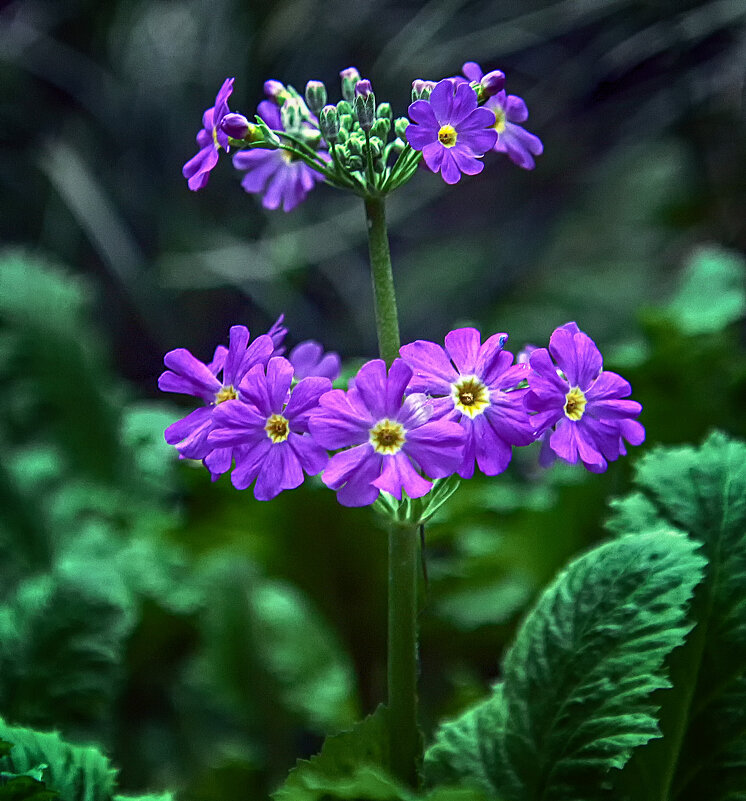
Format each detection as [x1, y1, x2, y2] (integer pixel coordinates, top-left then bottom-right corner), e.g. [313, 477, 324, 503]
[387, 524, 421, 788]
[363, 196, 400, 365]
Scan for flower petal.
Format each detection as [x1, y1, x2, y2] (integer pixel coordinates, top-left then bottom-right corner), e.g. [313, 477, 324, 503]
[444, 328, 482, 373]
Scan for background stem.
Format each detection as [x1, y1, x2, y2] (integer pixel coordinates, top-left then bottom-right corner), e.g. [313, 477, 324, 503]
[363, 196, 400, 365]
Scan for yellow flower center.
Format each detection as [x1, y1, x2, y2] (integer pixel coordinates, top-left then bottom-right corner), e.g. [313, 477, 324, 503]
[215, 385, 238, 404]
[370, 419, 406, 455]
[564, 387, 587, 421]
[265, 413, 290, 443]
[492, 108, 506, 134]
[438, 125, 458, 147]
[212, 126, 221, 148]
[451, 375, 490, 418]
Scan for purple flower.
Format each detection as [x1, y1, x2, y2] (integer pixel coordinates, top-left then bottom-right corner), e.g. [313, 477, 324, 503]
[267, 313, 288, 356]
[460, 62, 543, 170]
[182, 77, 235, 191]
[399, 328, 535, 479]
[207, 357, 331, 499]
[524, 322, 645, 472]
[309, 359, 466, 507]
[158, 325, 274, 478]
[406, 79, 497, 184]
[232, 100, 327, 212]
[289, 340, 341, 381]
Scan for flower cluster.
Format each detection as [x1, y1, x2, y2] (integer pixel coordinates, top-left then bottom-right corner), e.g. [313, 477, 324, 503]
[182, 60, 543, 204]
[160, 321, 644, 506]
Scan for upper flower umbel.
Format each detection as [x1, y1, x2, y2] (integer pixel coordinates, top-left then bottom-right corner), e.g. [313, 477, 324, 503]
[406, 79, 497, 184]
[182, 77, 235, 191]
[524, 322, 645, 472]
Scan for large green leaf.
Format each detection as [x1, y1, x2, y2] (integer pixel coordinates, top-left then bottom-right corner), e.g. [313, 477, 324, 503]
[0, 574, 132, 732]
[606, 431, 746, 801]
[425, 531, 706, 801]
[272, 705, 392, 801]
[0, 720, 116, 801]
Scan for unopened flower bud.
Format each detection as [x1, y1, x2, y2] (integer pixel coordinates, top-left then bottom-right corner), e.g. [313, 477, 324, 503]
[281, 97, 303, 134]
[411, 79, 436, 101]
[394, 117, 410, 140]
[220, 113, 253, 140]
[339, 66, 361, 102]
[372, 118, 390, 139]
[355, 79, 373, 97]
[264, 79, 286, 102]
[336, 100, 353, 117]
[354, 89, 376, 132]
[347, 154, 364, 172]
[305, 80, 327, 115]
[481, 70, 505, 98]
[347, 134, 364, 156]
[319, 104, 340, 143]
[376, 102, 392, 121]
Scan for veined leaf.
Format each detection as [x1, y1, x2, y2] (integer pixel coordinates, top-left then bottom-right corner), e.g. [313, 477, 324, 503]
[425, 531, 706, 801]
[607, 431, 746, 801]
[272, 705, 391, 801]
[0, 719, 116, 801]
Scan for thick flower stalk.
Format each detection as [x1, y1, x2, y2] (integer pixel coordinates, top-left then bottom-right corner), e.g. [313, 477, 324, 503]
[524, 322, 645, 472]
[399, 328, 535, 478]
[309, 359, 466, 507]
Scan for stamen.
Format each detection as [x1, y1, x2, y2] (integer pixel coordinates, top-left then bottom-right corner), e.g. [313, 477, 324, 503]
[564, 387, 587, 421]
[265, 413, 290, 443]
[215, 385, 238, 404]
[492, 109, 506, 134]
[438, 125, 458, 148]
[451, 375, 490, 418]
[370, 419, 406, 455]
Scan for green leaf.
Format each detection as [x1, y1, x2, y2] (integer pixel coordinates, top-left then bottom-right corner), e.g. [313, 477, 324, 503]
[196, 554, 359, 733]
[666, 246, 746, 335]
[607, 431, 746, 801]
[0, 572, 132, 731]
[0, 774, 58, 801]
[272, 705, 391, 801]
[425, 531, 706, 801]
[0, 719, 116, 801]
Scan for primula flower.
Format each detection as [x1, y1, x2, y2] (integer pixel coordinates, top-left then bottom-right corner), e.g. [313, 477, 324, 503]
[309, 359, 466, 507]
[207, 357, 331, 499]
[406, 79, 497, 184]
[400, 328, 535, 479]
[232, 100, 327, 212]
[459, 62, 543, 170]
[524, 322, 645, 472]
[289, 340, 341, 381]
[182, 77, 235, 191]
[158, 325, 274, 478]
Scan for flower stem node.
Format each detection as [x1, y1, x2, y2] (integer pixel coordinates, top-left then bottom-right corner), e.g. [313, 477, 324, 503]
[304, 80, 328, 115]
[339, 66, 361, 102]
[319, 104, 341, 144]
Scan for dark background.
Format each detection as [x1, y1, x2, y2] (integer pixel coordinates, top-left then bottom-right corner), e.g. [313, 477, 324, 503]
[0, 1, 745, 799]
